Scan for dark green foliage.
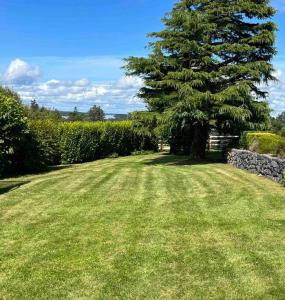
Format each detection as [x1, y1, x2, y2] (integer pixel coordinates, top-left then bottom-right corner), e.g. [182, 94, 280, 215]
[30, 99, 39, 111]
[280, 127, 285, 137]
[241, 131, 285, 158]
[0, 90, 60, 177]
[0, 149, 4, 177]
[0, 88, 31, 176]
[125, 0, 276, 158]
[87, 105, 105, 121]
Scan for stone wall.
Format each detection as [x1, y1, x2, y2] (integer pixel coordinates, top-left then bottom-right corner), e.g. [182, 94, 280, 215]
[228, 149, 285, 183]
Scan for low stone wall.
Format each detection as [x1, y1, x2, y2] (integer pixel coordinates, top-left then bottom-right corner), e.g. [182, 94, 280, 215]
[228, 149, 285, 183]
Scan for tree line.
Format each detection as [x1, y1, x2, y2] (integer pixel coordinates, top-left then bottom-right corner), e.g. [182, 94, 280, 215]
[26, 99, 106, 122]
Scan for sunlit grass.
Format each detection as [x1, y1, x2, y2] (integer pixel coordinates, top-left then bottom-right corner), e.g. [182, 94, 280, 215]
[0, 153, 284, 299]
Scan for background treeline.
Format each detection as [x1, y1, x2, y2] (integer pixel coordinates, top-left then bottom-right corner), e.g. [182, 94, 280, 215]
[26, 99, 127, 122]
[0, 88, 157, 178]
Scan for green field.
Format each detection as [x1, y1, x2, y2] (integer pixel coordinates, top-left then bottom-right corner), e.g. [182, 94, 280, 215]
[0, 153, 284, 299]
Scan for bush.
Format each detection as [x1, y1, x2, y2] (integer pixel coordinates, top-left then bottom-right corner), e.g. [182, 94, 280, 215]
[0, 88, 35, 176]
[240, 131, 285, 158]
[280, 127, 285, 137]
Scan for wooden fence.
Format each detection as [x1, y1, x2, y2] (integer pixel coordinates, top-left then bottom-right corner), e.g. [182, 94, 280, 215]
[207, 135, 239, 152]
[159, 135, 239, 152]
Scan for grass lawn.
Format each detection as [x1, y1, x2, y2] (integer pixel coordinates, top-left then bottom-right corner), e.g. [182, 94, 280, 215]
[0, 153, 284, 299]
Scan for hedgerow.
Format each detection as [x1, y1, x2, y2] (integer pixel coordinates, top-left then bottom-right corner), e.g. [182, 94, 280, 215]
[1, 87, 157, 176]
[28, 119, 61, 166]
[58, 121, 157, 164]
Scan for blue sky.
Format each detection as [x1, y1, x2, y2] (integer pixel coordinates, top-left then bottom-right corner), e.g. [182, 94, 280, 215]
[0, 0, 285, 114]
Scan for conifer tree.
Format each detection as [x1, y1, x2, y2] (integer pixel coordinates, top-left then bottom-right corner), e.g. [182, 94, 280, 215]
[125, 0, 276, 158]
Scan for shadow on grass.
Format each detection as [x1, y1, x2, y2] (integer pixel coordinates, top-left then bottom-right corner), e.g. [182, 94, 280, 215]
[0, 181, 30, 195]
[143, 152, 225, 166]
[4, 165, 72, 179]
[40, 165, 72, 175]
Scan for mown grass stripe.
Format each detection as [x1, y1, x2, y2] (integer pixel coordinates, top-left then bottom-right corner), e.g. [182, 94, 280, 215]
[0, 153, 284, 299]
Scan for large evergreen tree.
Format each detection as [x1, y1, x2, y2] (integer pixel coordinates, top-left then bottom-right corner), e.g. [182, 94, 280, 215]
[125, 0, 276, 158]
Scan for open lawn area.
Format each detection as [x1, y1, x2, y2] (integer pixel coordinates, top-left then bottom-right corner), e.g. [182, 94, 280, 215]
[0, 153, 285, 299]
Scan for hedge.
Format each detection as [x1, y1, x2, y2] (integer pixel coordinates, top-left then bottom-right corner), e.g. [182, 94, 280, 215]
[29, 120, 158, 166]
[240, 131, 285, 158]
[59, 121, 157, 164]
[28, 119, 61, 166]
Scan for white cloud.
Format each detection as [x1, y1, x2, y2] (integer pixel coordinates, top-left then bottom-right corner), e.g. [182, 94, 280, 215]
[3, 59, 42, 85]
[272, 69, 283, 80]
[263, 68, 285, 116]
[114, 76, 144, 89]
[5, 75, 145, 113]
[74, 78, 90, 86]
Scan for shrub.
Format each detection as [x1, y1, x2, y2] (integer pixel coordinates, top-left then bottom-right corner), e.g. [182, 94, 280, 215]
[240, 131, 285, 158]
[0, 88, 35, 176]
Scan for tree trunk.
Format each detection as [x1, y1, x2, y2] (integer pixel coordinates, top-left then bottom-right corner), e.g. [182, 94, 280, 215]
[190, 123, 209, 159]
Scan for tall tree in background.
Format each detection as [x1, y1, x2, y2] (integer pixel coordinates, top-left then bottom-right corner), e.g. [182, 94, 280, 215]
[88, 105, 105, 121]
[30, 99, 39, 112]
[26, 99, 62, 121]
[68, 107, 84, 122]
[125, 0, 276, 158]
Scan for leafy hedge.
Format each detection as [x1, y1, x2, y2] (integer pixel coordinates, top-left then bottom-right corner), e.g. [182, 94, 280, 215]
[1, 118, 157, 177]
[240, 131, 285, 158]
[1, 87, 157, 177]
[59, 121, 157, 164]
[28, 120, 61, 166]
